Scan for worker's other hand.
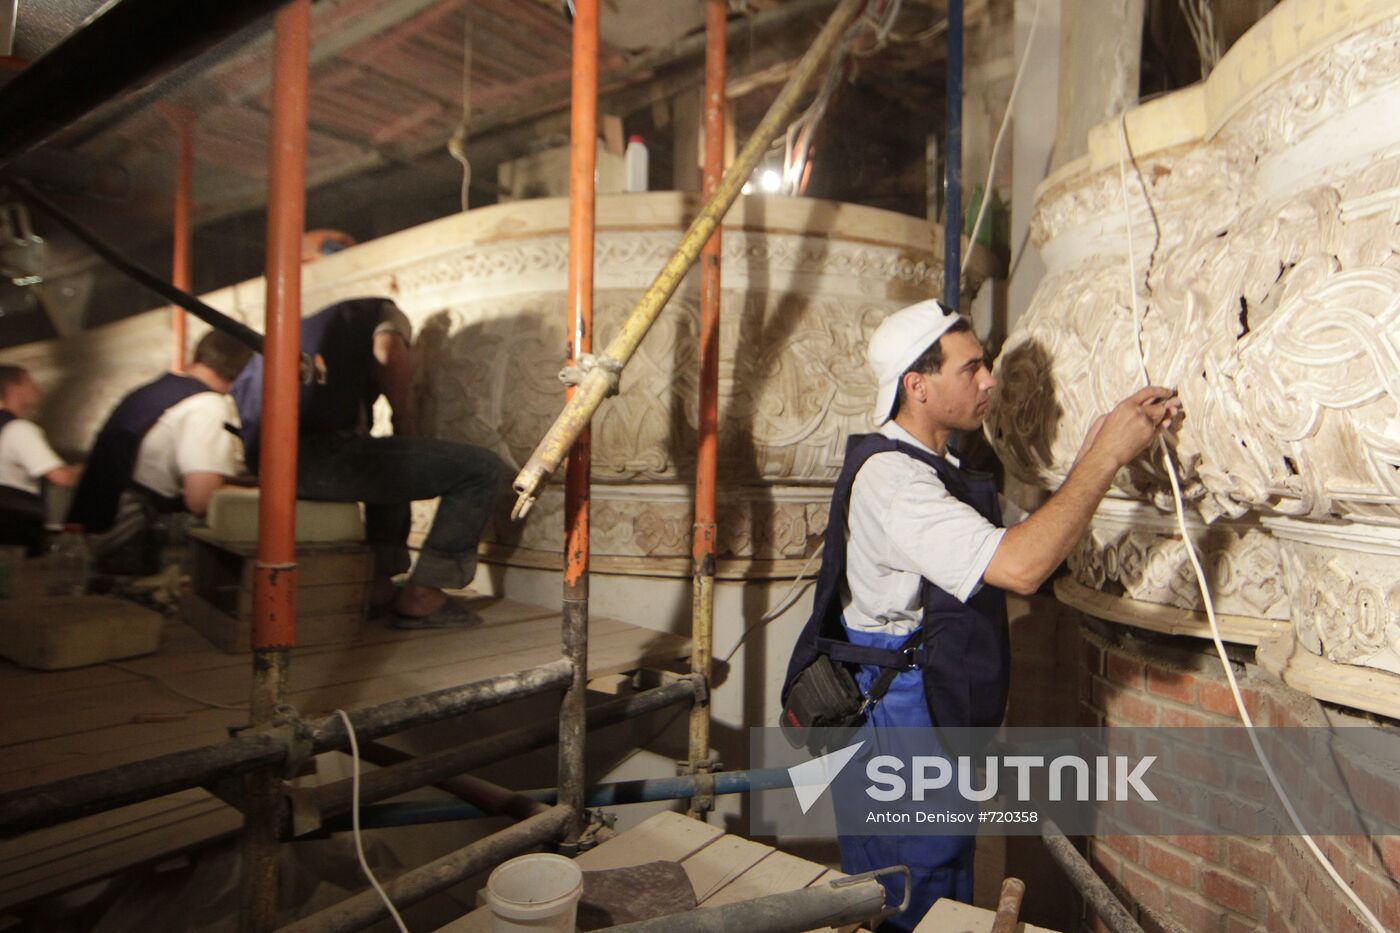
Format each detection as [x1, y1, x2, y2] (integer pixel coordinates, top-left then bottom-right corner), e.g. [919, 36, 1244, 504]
[1087, 386, 1181, 467]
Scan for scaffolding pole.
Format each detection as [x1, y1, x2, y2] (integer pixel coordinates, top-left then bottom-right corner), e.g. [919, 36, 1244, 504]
[297, 677, 696, 829]
[685, 0, 727, 819]
[316, 766, 795, 829]
[276, 805, 574, 933]
[510, 0, 869, 519]
[0, 661, 573, 839]
[167, 106, 193, 372]
[240, 2, 309, 928]
[559, 0, 599, 850]
[359, 742, 549, 821]
[1041, 820, 1144, 933]
[942, 0, 964, 308]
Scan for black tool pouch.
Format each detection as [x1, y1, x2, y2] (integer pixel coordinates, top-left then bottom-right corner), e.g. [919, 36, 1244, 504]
[780, 654, 864, 752]
[781, 627, 927, 753]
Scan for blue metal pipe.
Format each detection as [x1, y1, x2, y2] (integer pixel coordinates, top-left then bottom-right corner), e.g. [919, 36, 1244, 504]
[942, 0, 964, 310]
[313, 768, 794, 833]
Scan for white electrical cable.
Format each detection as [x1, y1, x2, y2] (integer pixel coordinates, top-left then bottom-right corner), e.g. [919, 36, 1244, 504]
[334, 709, 411, 933]
[960, 0, 1043, 277]
[1114, 114, 1385, 933]
[720, 541, 826, 665]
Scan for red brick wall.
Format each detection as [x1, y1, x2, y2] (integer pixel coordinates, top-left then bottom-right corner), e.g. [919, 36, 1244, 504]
[1078, 619, 1400, 933]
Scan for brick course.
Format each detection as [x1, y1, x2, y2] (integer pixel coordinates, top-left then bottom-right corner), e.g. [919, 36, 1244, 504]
[1075, 622, 1400, 933]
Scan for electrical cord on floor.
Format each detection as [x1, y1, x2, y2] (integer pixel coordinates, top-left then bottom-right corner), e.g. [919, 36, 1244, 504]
[334, 708, 411, 933]
[1114, 113, 1385, 933]
[105, 660, 248, 712]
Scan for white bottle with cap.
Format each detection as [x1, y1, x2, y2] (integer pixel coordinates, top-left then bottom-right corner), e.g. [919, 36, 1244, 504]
[624, 135, 649, 193]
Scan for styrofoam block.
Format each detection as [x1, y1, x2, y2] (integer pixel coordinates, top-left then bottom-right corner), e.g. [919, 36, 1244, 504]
[204, 488, 364, 543]
[0, 596, 164, 670]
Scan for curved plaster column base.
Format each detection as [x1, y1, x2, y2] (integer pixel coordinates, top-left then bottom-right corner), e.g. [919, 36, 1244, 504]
[1060, 576, 1400, 721]
[1053, 577, 1285, 647]
[991, 0, 1400, 712]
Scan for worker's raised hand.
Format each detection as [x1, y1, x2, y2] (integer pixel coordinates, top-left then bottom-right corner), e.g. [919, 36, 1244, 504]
[1087, 386, 1181, 467]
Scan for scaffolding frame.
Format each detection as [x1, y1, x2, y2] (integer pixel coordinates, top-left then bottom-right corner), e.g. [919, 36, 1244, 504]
[0, 0, 873, 930]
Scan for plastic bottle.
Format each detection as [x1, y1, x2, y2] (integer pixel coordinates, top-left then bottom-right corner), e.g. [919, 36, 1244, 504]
[48, 524, 89, 597]
[624, 135, 649, 193]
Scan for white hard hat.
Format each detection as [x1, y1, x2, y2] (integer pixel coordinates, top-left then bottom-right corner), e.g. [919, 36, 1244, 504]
[867, 299, 959, 426]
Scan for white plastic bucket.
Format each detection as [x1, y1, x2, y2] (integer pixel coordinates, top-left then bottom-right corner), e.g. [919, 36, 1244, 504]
[486, 852, 583, 932]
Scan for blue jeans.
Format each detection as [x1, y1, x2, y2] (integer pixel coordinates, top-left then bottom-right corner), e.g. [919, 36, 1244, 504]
[296, 433, 502, 590]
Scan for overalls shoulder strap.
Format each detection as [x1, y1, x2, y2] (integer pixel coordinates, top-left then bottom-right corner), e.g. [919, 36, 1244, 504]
[67, 373, 210, 533]
[782, 433, 921, 700]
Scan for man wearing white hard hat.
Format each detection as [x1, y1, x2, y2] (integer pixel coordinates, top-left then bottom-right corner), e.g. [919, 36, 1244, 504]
[783, 299, 1179, 928]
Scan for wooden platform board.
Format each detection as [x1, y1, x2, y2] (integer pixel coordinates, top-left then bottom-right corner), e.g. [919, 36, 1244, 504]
[915, 898, 1059, 932]
[438, 811, 865, 933]
[0, 595, 689, 911]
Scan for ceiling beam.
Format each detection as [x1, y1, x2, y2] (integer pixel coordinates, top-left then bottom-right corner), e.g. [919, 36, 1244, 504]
[227, 0, 451, 106]
[196, 0, 841, 221]
[0, 0, 294, 166]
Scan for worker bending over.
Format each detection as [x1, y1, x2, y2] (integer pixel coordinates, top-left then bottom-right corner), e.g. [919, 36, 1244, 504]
[68, 330, 253, 574]
[784, 299, 1180, 929]
[231, 297, 502, 628]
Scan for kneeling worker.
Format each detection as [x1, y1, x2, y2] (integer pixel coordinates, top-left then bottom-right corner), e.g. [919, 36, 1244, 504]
[69, 330, 254, 574]
[783, 300, 1180, 930]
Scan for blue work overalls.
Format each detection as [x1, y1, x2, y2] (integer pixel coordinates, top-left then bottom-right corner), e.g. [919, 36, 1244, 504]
[782, 433, 1010, 931]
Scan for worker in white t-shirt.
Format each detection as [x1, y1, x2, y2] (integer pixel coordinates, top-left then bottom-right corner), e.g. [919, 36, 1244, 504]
[0, 365, 80, 555]
[783, 300, 1182, 929]
[69, 330, 254, 575]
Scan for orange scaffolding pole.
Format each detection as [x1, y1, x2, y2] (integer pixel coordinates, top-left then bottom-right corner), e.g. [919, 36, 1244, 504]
[242, 1, 308, 928]
[169, 107, 193, 372]
[559, 0, 597, 848]
[686, 0, 726, 819]
[252, 0, 307, 691]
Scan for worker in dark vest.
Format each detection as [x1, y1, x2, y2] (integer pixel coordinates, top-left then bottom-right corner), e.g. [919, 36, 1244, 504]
[782, 300, 1181, 929]
[0, 365, 80, 556]
[231, 297, 502, 628]
[69, 330, 254, 575]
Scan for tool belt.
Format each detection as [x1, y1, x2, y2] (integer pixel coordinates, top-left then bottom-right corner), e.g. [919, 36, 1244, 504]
[780, 626, 927, 752]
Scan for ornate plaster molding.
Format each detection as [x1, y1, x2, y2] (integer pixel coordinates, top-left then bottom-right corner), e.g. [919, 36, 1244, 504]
[4, 193, 976, 568]
[995, 1, 1400, 689]
[1066, 500, 1288, 622]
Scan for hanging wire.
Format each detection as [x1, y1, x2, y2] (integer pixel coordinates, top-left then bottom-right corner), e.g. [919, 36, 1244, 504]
[961, 0, 1044, 275]
[447, 22, 474, 212]
[1177, 0, 1219, 79]
[1114, 111, 1384, 933]
[779, 0, 891, 193]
